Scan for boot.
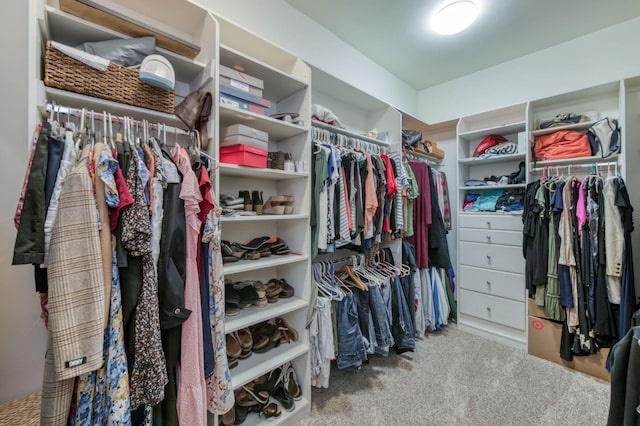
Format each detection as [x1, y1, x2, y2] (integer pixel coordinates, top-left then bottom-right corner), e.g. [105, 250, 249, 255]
[239, 190, 252, 211]
[252, 191, 263, 215]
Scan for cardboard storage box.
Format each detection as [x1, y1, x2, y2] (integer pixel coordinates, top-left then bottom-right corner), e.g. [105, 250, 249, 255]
[220, 75, 263, 97]
[528, 298, 551, 320]
[220, 64, 264, 94]
[220, 93, 269, 115]
[219, 83, 271, 115]
[219, 144, 267, 168]
[573, 347, 610, 381]
[221, 124, 268, 142]
[221, 135, 268, 150]
[528, 315, 569, 366]
[527, 315, 611, 381]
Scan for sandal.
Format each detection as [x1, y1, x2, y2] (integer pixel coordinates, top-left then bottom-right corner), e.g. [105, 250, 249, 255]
[227, 356, 238, 369]
[275, 317, 299, 342]
[253, 366, 282, 398]
[226, 333, 242, 359]
[238, 236, 278, 251]
[258, 247, 272, 257]
[260, 402, 281, 421]
[236, 285, 260, 306]
[272, 383, 295, 412]
[226, 282, 241, 305]
[222, 241, 244, 263]
[283, 362, 302, 401]
[235, 404, 248, 424]
[266, 279, 283, 299]
[220, 407, 235, 426]
[235, 386, 267, 407]
[225, 302, 240, 317]
[242, 250, 261, 261]
[278, 279, 295, 298]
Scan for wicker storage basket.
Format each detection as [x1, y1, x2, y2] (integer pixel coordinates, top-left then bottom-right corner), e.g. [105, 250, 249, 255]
[44, 41, 174, 114]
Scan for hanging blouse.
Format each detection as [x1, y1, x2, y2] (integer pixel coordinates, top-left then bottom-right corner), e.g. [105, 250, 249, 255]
[172, 146, 207, 426]
[121, 147, 168, 408]
[204, 207, 235, 414]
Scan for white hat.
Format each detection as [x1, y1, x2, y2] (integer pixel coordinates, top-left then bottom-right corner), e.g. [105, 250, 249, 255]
[139, 54, 175, 90]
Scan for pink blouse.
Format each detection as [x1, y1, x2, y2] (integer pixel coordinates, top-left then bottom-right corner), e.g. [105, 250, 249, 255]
[172, 146, 207, 426]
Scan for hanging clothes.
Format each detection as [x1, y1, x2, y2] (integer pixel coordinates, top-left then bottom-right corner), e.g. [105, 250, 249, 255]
[172, 146, 207, 426]
[406, 161, 431, 269]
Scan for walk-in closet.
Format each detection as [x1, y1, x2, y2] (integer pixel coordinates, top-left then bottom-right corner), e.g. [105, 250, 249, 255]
[2, 1, 640, 425]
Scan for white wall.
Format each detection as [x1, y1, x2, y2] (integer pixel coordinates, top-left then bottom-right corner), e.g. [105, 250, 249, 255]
[0, 0, 48, 403]
[418, 17, 640, 123]
[192, 0, 418, 116]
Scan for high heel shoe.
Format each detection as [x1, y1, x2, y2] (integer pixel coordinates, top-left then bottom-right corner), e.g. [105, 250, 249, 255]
[239, 190, 252, 211]
[252, 190, 263, 215]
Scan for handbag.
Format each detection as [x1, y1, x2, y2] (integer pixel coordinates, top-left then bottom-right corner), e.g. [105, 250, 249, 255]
[402, 129, 422, 147]
[587, 117, 620, 158]
[175, 88, 212, 149]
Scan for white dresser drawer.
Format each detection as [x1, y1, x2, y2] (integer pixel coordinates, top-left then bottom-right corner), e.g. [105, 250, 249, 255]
[459, 289, 525, 330]
[459, 214, 522, 231]
[459, 242, 525, 274]
[459, 266, 525, 301]
[459, 228, 522, 247]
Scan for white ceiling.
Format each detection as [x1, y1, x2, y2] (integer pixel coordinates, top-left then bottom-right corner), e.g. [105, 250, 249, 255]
[284, 0, 640, 90]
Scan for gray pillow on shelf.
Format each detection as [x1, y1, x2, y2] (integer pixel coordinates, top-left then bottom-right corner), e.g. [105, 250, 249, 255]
[75, 36, 156, 67]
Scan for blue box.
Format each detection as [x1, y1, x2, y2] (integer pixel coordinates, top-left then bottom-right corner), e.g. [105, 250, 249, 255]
[219, 84, 270, 108]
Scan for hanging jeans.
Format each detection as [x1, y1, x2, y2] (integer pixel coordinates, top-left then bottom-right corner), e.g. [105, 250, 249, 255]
[391, 276, 416, 353]
[335, 293, 366, 370]
[369, 283, 394, 356]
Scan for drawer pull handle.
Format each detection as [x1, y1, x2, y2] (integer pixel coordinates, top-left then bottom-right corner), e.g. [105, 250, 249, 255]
[486, 235, 491, 242]
[486, 221, 492, 228]
[486, 255, 492, 263]
[486, 281, 491, 286]
[486, 306, 491, 312]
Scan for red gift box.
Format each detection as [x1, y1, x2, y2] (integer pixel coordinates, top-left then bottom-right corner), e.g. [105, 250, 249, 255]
[220, 144, 267, 168]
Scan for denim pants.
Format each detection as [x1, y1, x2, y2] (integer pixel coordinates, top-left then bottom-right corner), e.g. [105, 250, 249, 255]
[335, 293, 366, 370]
[391, 276, 416, 353]
[369, 283, 394, 355]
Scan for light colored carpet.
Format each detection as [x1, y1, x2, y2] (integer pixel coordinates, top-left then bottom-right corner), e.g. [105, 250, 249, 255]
[298, 326, 610, 426]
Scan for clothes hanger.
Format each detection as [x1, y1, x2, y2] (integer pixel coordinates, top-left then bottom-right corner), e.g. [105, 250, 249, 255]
[337, 264, 368, 291]
[316, 262, 346, 300]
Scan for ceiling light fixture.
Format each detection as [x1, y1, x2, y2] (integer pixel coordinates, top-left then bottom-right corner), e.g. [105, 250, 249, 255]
[430, 0, 479, 35]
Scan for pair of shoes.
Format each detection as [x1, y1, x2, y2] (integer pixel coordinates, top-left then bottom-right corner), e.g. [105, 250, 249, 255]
[262, 195, 295, 215]
[238, 190, 264, 215]
[265, 279, 283, 303]
[232, 281, 261, 307]
[278, 279, 295, 298]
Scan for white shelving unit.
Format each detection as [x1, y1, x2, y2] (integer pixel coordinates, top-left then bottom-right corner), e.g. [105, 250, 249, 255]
[213, 13, 313, 425]
[456, 104, 528, 349]
[36, 0, 216, 132]
[526, 81, 623, 177]
[309, 65, 403, 267]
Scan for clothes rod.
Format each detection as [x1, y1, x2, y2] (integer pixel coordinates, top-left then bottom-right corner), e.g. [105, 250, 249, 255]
[45, 103, 191, 136]
[530, 161, 618, 173]
[312, 123, 388, 155]
[405, 151, 443, 166]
